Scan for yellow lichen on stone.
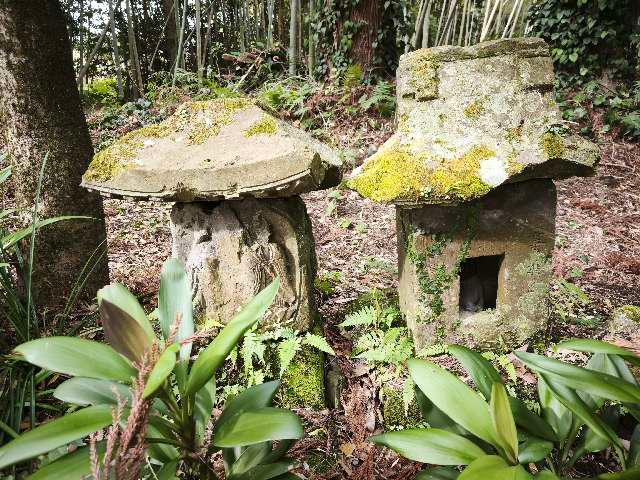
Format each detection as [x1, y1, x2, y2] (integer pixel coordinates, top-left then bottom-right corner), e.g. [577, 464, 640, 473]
[347, 146, 430, 203]
[464, 99, 485, 119]
[541, 132, 565, 158]
[428, 145, 494, 200]
[243, 115, 278, 137]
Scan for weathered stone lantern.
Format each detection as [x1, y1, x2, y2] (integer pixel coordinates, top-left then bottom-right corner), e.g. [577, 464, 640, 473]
[348, 38, 599, 350]
[82, 98, 341, 333]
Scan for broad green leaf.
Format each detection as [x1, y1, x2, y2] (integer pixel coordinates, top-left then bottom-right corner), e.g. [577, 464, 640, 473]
[156, 460, 179, 480]
[448, 345, 502, 400]
[15, 337, 136, 382]
[415, 467, 460, 479]
[414, 388, 467, 435]
[187, 279, 279, 395]
[228, 462, 293, 480]
[370, 428, 485, 465]
[27, 444, 105, 480]
[54, 377, 132, 406]
[158, 258, 194, 362]
[542, 376, 623, 462]
[146, 420, 179, 463]
[559, 339, 640, 367]
[509, 397, 557, 442]
[458, 455, 533, 480]
[214, 407, 303, 448]
[515, 351, 640, 403]
[490, 383, 518, 464]
[2, 216, 91, 250]
[535, 472, 560, 479]
[98, 283, 155, 343]
[143, 344, 179, 399]
[0, 405, 113, 469]
[517, 436, 553, 464]
[228, 442, 272, 476]
[630, 425, 640, 468]
[597, 467, 640, 479]
[538, 377, 573, 441]
[218, 381, 280, 431]
[408, 358, 496, 446]
[99, 298, 153, 363]
[195, 377, 217, 444]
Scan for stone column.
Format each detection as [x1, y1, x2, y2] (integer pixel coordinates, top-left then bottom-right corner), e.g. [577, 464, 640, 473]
[170, 196, 317, 331]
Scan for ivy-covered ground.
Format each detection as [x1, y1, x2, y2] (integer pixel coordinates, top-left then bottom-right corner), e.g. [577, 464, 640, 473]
[91, 79, 640, 479]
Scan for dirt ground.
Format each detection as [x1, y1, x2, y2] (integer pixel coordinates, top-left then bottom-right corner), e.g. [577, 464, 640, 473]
[100, 111, 639, 478]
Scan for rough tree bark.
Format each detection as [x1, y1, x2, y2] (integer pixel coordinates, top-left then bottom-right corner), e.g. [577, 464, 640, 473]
[0, 0, 110, 311]
[161, 0, 178, 65]
[347, 0, 382, 72]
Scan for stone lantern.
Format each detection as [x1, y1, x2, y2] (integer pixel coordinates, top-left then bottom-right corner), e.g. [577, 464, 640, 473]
[82, 98, 341, 333]
[348, 38, 599, 350]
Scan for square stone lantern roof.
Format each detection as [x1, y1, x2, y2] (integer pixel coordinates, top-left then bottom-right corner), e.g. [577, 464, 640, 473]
[348, 37, 599, 206]
[82, 98, 341, 201]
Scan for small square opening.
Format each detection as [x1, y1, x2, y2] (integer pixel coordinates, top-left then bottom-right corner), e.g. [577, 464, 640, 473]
[459, 255, 504, 314]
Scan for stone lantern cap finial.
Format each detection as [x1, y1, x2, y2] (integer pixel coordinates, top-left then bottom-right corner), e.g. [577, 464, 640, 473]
[348, 37, 599, 206]
[82, 98, 341, 201]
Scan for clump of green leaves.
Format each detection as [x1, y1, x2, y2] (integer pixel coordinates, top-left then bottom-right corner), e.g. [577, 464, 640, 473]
[314, 270, 343, 296]
[358, 81, 395, 118]
[0, 259, 304, 479]
[549, 278, 603, 328]
[371, 341, 640, 479]
[82, 78, 119, 107]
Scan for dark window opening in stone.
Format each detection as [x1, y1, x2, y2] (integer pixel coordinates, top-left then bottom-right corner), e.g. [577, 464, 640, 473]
[459, 255, 504, 313]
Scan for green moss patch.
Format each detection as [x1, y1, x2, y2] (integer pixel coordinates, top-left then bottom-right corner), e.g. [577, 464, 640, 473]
[541, 132, 565, 159]
[405, 50, 440, 100]
[243, 115, 278, 137]
[381, 387, 422, 428]
[279, 345, 326, 409]
[464, 99, 485, 119]
[617, 305, 640, 323]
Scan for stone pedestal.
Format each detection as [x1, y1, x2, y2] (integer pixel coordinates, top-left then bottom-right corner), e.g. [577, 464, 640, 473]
[171, 196, 317, 331]
[398, 179, 556, 350]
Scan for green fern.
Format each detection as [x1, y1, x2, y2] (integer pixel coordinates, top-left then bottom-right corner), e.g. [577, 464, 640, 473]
[278, 336, 303, 376]
[339, 305, 376, 328]
[303, 333, 335, 355]
[417, 343, 449, 357]
[355, 327, 413, 365]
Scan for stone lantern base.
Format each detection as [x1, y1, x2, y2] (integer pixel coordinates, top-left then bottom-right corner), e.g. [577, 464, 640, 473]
[170, 196, 317, 332]
[397, 179, 556, 350]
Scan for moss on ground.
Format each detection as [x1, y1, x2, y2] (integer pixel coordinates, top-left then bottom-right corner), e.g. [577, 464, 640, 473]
[617, 305, 640, 323]
[381, 387, 422, 428]
[279, 345, 326, 409]
[464, 99, 485, 119]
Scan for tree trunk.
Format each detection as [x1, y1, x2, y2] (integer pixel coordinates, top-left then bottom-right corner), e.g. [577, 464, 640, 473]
[348, 0, 381, 72]
[126, 0, 144, 97]
[195, 0, 203, 82]
[288, 0, 299, 75]
[0, 0, 109, 312]
[161, 0, 178, 65]
[109, 0, 124, 100]
[308, 0, 315, 77]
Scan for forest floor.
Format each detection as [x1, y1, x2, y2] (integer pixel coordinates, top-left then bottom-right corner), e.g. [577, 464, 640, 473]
[95, 91, 640, 479]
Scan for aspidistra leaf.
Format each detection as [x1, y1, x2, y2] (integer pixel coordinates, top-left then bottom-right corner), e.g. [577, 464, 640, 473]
[15, 337, 136, 382]
[143, 344, 179, 399]
[370, 428, 485, 465]
[489, 383, 518, 464]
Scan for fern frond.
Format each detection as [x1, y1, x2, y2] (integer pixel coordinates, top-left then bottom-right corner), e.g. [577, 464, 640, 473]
[278, 336, 303, 376]
[303, 332, 335, 356]
[339, 305, 376, 328]
[241, 332, 267, 375]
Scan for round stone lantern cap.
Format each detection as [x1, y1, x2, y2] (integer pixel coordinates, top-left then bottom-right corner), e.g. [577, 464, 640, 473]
[348, 37, 600, 206]
[82, 98, 342, 201]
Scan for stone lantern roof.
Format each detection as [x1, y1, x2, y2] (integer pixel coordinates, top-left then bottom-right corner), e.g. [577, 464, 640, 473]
[82, 98, 341, 201]
[348, 37, 599, 206]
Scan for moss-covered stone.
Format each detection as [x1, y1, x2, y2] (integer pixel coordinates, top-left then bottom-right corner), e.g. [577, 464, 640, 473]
[279, 345, 326, 409]
[608, 305, 640, 339]
[464, 99, 485, 119]
[541, 132, 565, 159]
[347, 143, 498, 204]
[84, 98, 252, 182]
[243, 115, 278, 137]
[381, 387, 423, 428]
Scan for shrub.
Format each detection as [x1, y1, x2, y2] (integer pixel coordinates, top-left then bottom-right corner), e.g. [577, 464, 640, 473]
[82, 78, 119, 107]
[371, 341, 640, 478]
[0, 259, 305, 479]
